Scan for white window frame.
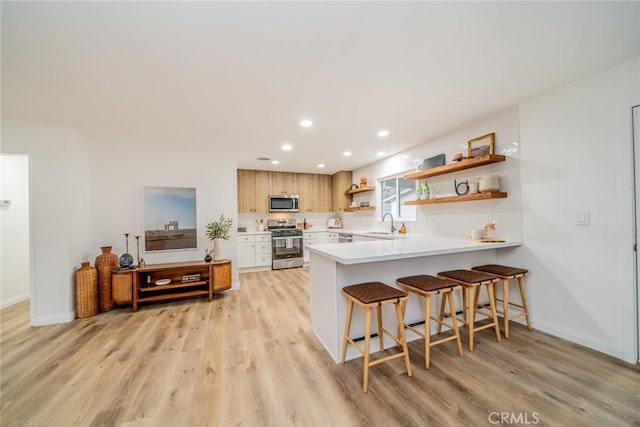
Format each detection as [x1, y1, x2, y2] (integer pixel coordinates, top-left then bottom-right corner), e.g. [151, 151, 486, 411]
[379, 171, 417, 222]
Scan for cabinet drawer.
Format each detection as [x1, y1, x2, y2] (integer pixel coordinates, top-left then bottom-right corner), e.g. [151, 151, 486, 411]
[238, 235, 256, 243]
[256, 234, 272, 243]
[255, 255, 272, 266]
[255, 243, 272, 255]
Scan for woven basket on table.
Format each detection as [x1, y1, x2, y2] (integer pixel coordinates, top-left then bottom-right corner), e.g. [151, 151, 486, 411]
[75, 262, 98, 318]
[95, 246, 118, 312]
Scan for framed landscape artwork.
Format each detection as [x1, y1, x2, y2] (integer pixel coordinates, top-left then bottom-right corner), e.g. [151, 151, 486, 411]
[467, 132, 495, 158]
[144, 187, 197, 252]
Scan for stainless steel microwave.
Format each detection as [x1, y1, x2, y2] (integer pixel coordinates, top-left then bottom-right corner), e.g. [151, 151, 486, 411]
[269, 195, 300, 212]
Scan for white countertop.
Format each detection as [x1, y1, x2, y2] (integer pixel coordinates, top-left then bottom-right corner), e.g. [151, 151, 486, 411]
[307, 235, 521, 265]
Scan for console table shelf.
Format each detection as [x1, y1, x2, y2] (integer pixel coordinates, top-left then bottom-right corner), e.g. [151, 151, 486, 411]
[132, 259, 231, 311]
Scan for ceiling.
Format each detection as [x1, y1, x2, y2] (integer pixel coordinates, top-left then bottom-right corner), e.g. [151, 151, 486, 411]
[2, 2, 638, 175]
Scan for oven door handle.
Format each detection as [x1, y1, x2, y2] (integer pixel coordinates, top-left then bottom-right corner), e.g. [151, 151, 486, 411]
[273, 236, 288, 241]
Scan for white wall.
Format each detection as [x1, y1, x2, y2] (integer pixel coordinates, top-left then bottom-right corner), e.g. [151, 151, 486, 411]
[501, 57, 640, 363]
[1, 120, 240, 325]
[349, 107, 522, 241]
[0, 154, 31, 308]
[1, 120, 91, 325]
[88, 140, 239, 287]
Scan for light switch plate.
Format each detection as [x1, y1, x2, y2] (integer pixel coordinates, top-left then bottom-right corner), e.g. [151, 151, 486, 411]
[576, 212, 590, 225]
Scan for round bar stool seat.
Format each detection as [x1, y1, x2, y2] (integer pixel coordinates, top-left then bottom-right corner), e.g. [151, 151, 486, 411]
[340, 282, 412, 393]
[471, 264, 531, 338]
[396, 275, 463, 369]
[437, 270, 501, 352]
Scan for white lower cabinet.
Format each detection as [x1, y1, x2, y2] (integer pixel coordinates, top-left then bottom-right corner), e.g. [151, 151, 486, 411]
[303, 231, 317, 263]
[238, 234, 272, 269]
[328, 232, 339, 243]
[238, 242, 256, 268]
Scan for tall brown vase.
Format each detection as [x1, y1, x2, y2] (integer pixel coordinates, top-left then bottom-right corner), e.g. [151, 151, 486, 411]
[95, 246, 117, 312]
[75, 262, 98, 318]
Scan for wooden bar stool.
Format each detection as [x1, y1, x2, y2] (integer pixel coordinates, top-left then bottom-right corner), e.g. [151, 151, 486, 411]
[437, 270, 501, 352]
[340, 282, 412, 393]
[396, 275, 463, 369]
[471, 264, 531, 338]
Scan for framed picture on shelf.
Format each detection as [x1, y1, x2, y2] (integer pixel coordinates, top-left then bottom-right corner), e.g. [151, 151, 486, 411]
[467, 132, 495, 158]
[144, 186, 197, 252]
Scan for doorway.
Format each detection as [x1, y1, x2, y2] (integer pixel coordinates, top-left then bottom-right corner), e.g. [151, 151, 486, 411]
[0, 154, 31, 309]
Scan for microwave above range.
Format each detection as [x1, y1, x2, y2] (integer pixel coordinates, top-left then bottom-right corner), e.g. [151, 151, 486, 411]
[269, 195, 300, 212]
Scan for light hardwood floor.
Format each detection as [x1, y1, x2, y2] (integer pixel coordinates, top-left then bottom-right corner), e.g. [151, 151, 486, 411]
[1, 267, 639, 426]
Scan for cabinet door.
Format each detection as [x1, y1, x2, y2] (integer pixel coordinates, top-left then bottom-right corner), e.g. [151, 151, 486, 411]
[254, 170, 270, 213]
[237, 169, 256, 213]
[332, 171, 353, 212]
[316, 232, 329, 244]
[269, 171, 299, 196]
[238, 242, 256, 268]
[318, 175, 333, 212]
[298, 173, 314, 212]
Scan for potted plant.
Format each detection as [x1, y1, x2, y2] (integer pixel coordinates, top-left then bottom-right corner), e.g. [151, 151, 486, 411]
[206, 214, 233, 261]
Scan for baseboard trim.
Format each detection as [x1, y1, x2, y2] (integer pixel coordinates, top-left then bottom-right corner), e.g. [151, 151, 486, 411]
[32, 311, 75, 326]
[531, 317, 624, 359]
[0, 293, 30, 309]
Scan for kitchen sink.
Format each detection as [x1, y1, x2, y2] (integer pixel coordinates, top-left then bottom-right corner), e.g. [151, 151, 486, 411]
[366, 231, 392, 235]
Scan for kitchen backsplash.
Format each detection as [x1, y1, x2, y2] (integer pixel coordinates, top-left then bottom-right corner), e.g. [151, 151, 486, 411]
[238, 212, 342, 232]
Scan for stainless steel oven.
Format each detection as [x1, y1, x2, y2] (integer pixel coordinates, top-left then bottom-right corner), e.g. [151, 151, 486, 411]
[268, 219, 304, 269]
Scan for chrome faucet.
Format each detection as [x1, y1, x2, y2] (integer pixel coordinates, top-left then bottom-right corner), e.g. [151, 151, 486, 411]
[382, 212, 396, 234]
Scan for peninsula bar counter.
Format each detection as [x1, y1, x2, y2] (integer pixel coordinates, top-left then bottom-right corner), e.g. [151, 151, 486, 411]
[307, 236, 521, 362]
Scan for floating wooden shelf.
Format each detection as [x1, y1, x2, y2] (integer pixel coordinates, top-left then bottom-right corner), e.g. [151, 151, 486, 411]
[347, 186, 376, 195]
[344, 206, 376, 212]
[403, 154, 506, 180]
[405, 192, 507, 205]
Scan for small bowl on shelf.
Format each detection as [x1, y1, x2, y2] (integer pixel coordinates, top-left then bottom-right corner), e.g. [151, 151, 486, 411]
[155, 278, 171, 286]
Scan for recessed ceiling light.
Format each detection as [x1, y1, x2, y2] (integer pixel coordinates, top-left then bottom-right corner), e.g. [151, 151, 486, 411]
[272, 160, 280, 164]
[377, 151, 386, 156]
[317, 163, 325, 168]
[377, 130, 389, 138]
[300, 119, 313, 128]
[281, 144, 292, 151]
[343, 151, 352, 157]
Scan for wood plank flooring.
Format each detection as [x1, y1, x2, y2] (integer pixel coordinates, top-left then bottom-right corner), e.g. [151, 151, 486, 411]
[1, 267, 639, 426]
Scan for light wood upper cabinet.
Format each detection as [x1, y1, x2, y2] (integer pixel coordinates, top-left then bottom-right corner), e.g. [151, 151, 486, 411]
[239, 169, 347, 214]
[299, 174, 332, 213]
[331, 171, 353, 213]
[238, 170, 270, 213]
[269, 171, 299, 196]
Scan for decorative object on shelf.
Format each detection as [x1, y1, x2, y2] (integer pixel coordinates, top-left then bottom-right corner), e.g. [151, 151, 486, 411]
[455, 179, 469, 196]
[359, 177, 368, 187]
[206, 214, 234, 261]
[467, 132, 495, 158]
[135, 235, 141, 265]
[419, 153, 445, 170]
[75, 262, 98, 319]
[155, 278, 171, 286]
[350, 184, 359, 190]
[453, 153, 464, 162]
[95, 246, 117, 312]
[204, 248, 213, 263]
[144, 187, 197, 252]
[469, 181, 479, 194]
[359, 201, 370, 207]
[119, 233, 134, 269]
[139, 259, 145, 268]
[478, 175, 500, 192]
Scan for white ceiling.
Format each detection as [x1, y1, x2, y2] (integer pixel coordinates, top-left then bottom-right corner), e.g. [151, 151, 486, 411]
[2, 2, 638, 174]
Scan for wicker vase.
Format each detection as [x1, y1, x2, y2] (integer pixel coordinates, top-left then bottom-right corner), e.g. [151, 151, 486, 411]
[95, 246, 117, 312]
[75, 262, 98, 319]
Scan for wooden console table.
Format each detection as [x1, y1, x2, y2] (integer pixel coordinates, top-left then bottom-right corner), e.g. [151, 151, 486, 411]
[131, 259, 231, 312]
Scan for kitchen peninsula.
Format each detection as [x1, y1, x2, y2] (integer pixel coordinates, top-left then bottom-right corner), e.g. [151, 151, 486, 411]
[308, 236, 521, 362]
